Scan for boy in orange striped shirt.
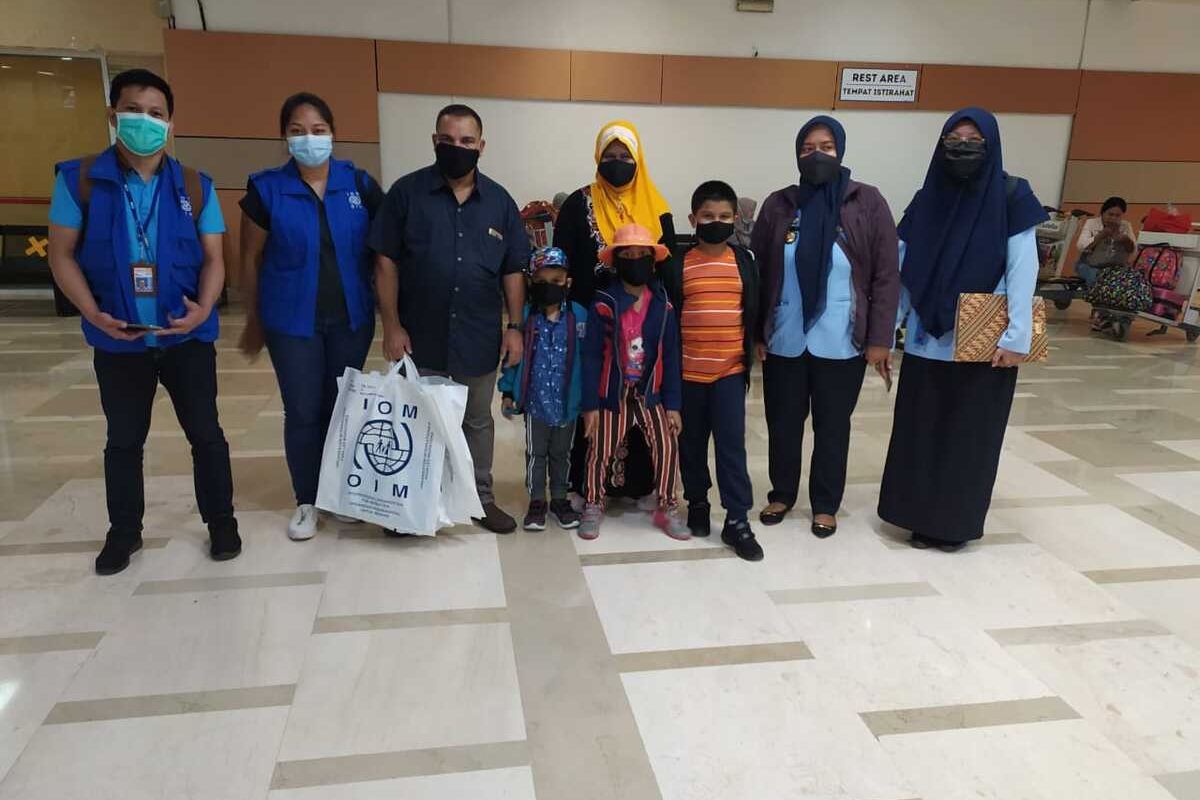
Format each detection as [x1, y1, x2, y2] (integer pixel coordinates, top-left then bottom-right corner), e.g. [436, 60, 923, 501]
[663, 181, 762, 561]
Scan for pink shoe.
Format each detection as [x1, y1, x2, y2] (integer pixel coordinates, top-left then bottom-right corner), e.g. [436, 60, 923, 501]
[578, 504, 603, 540]
[653, 507, 692, 541]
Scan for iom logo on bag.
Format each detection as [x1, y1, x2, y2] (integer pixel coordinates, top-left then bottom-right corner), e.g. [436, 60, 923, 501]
[354, 419, 413, 476]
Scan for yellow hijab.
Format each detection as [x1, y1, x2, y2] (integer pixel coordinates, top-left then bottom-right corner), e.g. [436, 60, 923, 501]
[589, 120, 671, 246]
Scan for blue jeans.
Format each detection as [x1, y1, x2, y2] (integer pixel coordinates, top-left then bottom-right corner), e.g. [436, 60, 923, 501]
[1076, 261, 1102, 287]
[266, 316, 375, 505]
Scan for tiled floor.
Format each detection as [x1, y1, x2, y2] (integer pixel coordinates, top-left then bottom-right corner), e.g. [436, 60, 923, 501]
[2, 303, 1200, 799]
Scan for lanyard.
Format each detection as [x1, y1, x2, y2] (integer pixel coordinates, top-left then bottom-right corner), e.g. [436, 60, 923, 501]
[121, 174, 163, 263]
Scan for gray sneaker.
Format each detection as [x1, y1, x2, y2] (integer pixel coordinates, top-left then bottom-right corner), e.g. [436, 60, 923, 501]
[579, 504, 603, 540]
[636, 492, 659, 513]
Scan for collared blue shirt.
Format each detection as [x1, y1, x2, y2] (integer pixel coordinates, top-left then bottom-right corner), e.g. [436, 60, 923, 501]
[50, 168, 224, 346]
[767, 210, 859, 360]
[527, 312, 570, 426]
[368, 164, 530, 377]
[898, 226, 1040, 361]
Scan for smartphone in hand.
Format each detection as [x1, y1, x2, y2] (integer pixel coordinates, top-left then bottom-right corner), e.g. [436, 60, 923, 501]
[123, 323, 164, 333]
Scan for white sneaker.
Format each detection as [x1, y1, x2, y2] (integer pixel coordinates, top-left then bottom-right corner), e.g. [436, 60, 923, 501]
[288, 504, 318, 540]
[331, 513, 361, 524]
[636, 493, 659, 513]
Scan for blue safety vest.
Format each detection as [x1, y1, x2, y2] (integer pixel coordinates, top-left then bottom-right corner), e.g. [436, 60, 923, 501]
[248, 158, 374, 337]
[55, 146, 218, 353]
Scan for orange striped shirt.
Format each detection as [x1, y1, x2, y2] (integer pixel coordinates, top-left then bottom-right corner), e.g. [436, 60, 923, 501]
[681, 246, 745, 383]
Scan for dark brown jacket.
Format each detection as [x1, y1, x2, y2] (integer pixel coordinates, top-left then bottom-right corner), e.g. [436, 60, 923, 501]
[752, 180, 901, 350]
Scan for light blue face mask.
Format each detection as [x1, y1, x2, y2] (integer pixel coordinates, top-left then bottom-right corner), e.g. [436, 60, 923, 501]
[115, 112, 170, 157]
[287, 134, 333, 168]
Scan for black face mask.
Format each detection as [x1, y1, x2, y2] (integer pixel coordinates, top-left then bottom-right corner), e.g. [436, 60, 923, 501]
[530, 282, 567, 308]
[696, 220, 735, 244]
[616, 255, 654, 286]
[798, 151, 841, 186]
[941, 141, 987, 182]
[435, 143, 480, 179]
[598, 159, 636, 188]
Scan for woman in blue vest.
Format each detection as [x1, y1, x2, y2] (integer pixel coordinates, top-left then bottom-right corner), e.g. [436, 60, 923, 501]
[239, 92, 384, 541]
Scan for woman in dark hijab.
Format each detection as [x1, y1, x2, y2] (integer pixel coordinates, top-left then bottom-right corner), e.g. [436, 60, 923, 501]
[878, 107, 1047, 552]
[754, 115, 900, 537]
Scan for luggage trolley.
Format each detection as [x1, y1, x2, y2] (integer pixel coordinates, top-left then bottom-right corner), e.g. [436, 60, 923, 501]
[1034, 210, 1086, 310]
[1094, 229, 1200, 343]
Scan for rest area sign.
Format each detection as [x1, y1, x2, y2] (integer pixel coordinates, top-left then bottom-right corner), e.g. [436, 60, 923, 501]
[840, 68, 919, 103]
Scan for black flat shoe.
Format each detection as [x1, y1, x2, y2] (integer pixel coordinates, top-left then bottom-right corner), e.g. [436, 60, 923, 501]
[937, 542, 967, 553]
[909, 534, 933, 550]
[759, 505, 790, 526]
[209, 519, 242, 561]
[687, 503, 712, 537]
[811, 521, 837, 539]
[95, 533, 143, 576]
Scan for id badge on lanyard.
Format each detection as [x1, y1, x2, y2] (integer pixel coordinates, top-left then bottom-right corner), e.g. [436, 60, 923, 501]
[123, 176, 161, 298]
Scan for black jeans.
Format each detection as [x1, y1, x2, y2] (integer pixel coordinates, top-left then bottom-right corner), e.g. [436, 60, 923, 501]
[93, 340, 235, 535]
[762, 352, 866, 516]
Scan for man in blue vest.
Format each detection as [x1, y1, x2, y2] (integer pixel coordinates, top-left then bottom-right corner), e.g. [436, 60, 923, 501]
[46, 69, 241, 575]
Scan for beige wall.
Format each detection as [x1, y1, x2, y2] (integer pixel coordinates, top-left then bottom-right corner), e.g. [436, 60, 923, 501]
[4, 0, 163, 55]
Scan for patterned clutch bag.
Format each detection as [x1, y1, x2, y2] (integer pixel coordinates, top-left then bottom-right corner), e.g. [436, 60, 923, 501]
[953, 293, 1049, 363]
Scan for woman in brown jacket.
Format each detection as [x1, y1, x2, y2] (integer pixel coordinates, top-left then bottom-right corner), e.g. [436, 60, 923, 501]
[752, 115, 900, 537]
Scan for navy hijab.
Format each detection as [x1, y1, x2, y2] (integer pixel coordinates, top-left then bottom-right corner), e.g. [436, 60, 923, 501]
[898, 107, 1047, 339]
[795, 116, 851, 329]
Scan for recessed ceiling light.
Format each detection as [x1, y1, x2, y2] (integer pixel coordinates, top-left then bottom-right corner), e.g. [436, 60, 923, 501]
[36, 70, 55, 76]
[60, 56, 73, 61]
[0, 65, 11, 70]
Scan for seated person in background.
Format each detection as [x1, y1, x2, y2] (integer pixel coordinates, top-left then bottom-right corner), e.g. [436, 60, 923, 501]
[1075, 196, 1137, 286]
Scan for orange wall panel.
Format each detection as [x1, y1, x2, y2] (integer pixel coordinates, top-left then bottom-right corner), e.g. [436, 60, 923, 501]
[377, 41, 570, 101]
[661, 55, 836, 109]
[571, 51, 662, 104]
[164, 29, 379, 142]
[916, 65, 1080, 114]
[216, 189, 245, 288]
[1071, 71, 1200, 162]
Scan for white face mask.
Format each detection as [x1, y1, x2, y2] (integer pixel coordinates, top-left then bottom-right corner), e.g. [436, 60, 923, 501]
[287, 134, 333, 167]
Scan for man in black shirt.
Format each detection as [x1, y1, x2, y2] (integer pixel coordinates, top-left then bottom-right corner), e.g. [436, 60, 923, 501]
[370, 104, 529, 533]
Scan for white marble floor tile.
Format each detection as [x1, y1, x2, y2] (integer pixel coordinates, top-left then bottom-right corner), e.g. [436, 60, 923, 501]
[623, 660, 915, 800]
[880, 719, 1177, 800]
[279, 624, 525, 761]
[1104, 580, 1200, 651]
[993, 453, 1089, 500]
[584, 560, 796, 655]
[0, 707, 288, 800]
[1157, 440, 1200, 460]
[750, 518, 924, 591]
[142, 511, 340, 580]
[779, 596, 1051, 712]
[1005, 634, 1200, 774]
[318, 533, 507, 618]
[1002, 430, 1078, 463]
[63, 584, 323, 700]
[895, 545, 1135, 629]
[0, 575, 136, 638]
[0, 651, 91, 783]
[990, 504, 1200, 571]
[1119, 471, 1200, 516]
[269, 767, 536, 800]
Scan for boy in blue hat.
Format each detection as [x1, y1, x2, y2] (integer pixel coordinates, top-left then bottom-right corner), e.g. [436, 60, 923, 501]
[499, 247, 588, 531]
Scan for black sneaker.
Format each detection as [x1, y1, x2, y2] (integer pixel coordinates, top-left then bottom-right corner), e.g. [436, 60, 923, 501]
[721, 519, 764, 562]
[209, 518, 242, 561]
[95, 531, 143, 576]
[524, 500, 548, 531]
[549, 498, 581, 529]
[687, 502, 712, 537]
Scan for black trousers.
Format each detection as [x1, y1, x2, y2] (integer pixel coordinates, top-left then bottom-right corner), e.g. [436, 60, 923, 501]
[762, 352, 866, 515]
[93, 340, 235, 536]
[680, 374, 753, 520]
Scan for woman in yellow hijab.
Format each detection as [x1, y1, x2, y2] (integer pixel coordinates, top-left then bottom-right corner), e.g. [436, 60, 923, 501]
[554, 119, 677, 504]
[555, 119, 676, 306]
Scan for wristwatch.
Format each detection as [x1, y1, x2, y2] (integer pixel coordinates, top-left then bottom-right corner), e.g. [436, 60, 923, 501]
[506, 323, 522, 332]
